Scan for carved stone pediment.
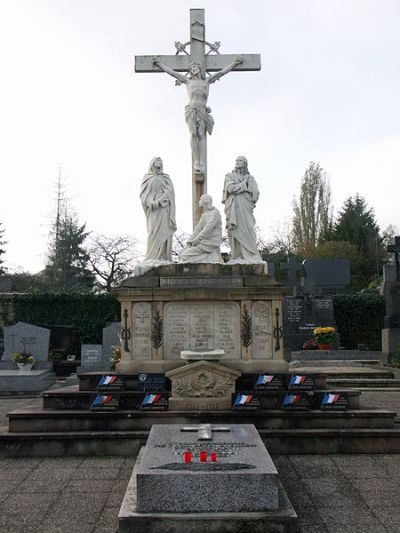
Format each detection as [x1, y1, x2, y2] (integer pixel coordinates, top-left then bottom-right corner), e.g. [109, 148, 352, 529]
[166, 361, 241, 398]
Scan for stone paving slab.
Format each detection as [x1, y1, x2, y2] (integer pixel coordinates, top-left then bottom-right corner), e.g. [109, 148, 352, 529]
[0, 395, 400, 532]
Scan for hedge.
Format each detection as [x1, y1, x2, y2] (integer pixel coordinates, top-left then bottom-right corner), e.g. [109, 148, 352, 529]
[333, 293, 385, 350]
[1, 293, 120, 345]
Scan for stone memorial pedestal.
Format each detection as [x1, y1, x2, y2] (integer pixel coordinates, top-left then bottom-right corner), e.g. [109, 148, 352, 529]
[115, 263, 288, 374]
[166, 361, 240, 411]
[118, 424, 298, 532]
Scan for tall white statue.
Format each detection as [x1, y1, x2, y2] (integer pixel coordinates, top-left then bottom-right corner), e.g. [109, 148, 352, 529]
[222, 156, 264, 264]
[140, 157, 176, 264]
[180, 194, 223, 264]
[153, 56, 243, 175]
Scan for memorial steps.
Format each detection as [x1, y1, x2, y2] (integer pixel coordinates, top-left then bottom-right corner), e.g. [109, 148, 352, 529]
[2, 370, 400, 456]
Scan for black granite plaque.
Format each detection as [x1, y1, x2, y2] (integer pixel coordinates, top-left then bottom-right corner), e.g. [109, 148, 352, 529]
[139, 392, 169, 410]
[254, 373, 286, 391]
[96, 374, 124, 391]
[319, 391, 349, 411]
[137, 373, 167, 392]
[287, 374, 316, 391]
[281, 392, 312, 410]
[90, 393, 120, 411]
[232, 393, 260, 411]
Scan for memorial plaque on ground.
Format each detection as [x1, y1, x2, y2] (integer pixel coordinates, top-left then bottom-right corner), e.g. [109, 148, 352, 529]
[96, 374, 124, 391]
[164, 302, 240, 359]
[254, 373, 286, 390]
[281, 392, 312, 410]
[3, 322, 50, 361]
[135, 424, 279, 513]
[287, 374, 316, 391]
[232, 393, 260, 411]
[90, 393, 120, 411]
[80, 344, 104, 372]
[139, 392, 169, 410]
[318, 391, 349, 411]
[137, 373, 167, 392]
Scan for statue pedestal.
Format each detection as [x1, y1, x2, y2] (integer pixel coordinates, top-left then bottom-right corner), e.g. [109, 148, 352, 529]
[115, 263, 289, 374]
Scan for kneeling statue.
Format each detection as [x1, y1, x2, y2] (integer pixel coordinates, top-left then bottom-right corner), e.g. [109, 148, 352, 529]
[180, 195, 223, 264]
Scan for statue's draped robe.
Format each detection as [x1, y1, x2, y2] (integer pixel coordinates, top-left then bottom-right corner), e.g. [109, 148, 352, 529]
[140, 171, 176, 261]
[222, 171, 262, 261]
[180, 207, 222, 263]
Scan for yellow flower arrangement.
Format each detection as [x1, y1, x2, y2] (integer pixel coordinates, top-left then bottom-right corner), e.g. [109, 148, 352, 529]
[313, 327, 336, 344]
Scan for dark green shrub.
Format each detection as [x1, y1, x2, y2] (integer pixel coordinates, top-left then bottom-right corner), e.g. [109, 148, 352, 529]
[333, 293, 385, 350]
[1, 293, 120, 344]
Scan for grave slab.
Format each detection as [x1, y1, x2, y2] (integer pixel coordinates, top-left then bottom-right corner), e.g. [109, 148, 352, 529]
[135, 424, 279, 513]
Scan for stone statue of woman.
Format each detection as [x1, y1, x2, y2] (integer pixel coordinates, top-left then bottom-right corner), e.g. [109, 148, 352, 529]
[139, 157, 176, 269]
[153, 56, 243, 175]
[222, 156, 264, 264]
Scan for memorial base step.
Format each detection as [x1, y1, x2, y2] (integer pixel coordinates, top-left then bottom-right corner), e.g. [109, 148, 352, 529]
[7, 408, 395, 432]
[2, 427, 400, 457]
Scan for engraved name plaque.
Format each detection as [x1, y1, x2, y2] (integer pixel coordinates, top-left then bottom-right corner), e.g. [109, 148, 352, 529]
[164, 302, 240, 359]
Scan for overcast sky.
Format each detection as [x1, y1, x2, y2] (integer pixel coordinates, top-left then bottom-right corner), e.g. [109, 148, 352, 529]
[0, 0, 399, 273]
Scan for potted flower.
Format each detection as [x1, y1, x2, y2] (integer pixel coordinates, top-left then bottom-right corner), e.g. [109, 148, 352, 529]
[313, 327, 336, 350]
[12, 352, 36, 370]
[302, 338, 318, 350]
[110, 345, 121, 371]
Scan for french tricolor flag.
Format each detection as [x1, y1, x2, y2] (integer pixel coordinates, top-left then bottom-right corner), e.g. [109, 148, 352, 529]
[142, 393, 161, 405]
[322, 393, 341, 405]
[256, 375, 274, 385]
[283, 394, 302, 406]
[234, 394, 253, 406]
[289, 375, 307, 386]
[98, 375, 118, 386]
[92, 394, 113, 406]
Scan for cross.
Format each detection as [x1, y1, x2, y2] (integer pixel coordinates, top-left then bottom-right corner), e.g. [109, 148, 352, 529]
[135, 8, 261, 228]
[281, 257, 303, 287]
[387, 236, 400, 282]
[181, 423, 230, 441]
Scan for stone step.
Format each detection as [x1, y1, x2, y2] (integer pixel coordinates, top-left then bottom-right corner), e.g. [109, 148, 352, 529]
[7, 408, 395, 432]
[327, 378, 400, 388]
[1, 427, 400, 456]
[42, 388, 361, 411]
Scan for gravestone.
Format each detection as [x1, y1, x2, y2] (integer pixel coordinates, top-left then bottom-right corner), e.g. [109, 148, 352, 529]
[281, 258, 348, 354]
[283, 295, 336, 354]
[119, 423, 297, 531]
[302, 258, 350, 293]
[102, 322, 121, 367]
[382, 236, 400, 360]
[1, 322, 50, 368]
[79, 344, 105, 373]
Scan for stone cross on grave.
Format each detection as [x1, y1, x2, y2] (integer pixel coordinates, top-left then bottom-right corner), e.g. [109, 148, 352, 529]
[181, 423, 230, 441]
[135, 8, 261, 227]
[281, 257, 303, 288]
[387, 236, 400, 282]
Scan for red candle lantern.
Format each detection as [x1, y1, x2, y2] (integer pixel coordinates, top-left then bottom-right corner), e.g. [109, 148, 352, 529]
[210, 452, 217, 462]
[199, 450, 207, 462]
[183, 451, 192, 463]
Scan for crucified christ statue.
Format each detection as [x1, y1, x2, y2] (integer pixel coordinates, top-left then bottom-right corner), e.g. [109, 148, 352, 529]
[153, 55, 243, 175]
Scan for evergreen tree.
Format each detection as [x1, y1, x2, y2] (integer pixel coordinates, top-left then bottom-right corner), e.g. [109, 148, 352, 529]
[331, 194, 385, 289]
[0, 220, 6, 275]
[292, 161, 333, 257]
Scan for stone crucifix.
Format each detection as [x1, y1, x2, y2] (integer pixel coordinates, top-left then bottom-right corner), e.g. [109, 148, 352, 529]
[181, 423, 230, 441]
[135, 9, 261, 227]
